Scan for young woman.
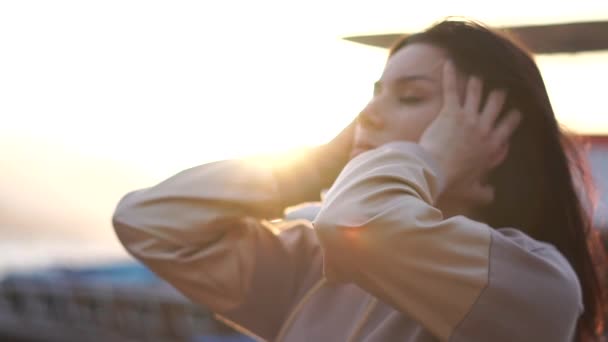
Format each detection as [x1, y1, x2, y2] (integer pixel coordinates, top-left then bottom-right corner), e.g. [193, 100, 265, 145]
[113, 19, 605, 341]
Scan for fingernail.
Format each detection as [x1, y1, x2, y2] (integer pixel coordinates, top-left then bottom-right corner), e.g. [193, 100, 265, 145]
[444, 60, 454, 71]
[513, 111, 523, 124]
[473, 76, 482, 87]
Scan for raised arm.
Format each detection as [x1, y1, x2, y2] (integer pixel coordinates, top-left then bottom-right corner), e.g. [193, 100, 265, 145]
[112, 148, 330, 341]
[313, 142, 583, 341]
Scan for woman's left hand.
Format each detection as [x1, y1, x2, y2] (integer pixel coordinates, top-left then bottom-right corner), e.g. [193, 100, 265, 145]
[420, 61, 522, 206]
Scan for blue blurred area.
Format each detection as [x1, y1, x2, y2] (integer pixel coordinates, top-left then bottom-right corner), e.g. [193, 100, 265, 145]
[2, 261, 162, 285]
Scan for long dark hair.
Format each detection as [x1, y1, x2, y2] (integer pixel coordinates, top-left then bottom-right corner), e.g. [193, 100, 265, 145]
[389, 19, 605, 340]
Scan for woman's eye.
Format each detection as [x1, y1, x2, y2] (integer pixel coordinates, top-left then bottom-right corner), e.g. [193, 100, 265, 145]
[398, 96, 421, 104]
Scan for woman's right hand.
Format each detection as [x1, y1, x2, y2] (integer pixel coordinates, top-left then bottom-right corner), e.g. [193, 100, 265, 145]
[420, 61, 522, 206]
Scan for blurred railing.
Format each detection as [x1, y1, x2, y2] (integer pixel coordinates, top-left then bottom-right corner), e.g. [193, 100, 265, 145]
[0, 264, 249, 342]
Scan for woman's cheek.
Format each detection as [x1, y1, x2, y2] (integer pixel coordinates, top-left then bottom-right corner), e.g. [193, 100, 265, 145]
[403, 107, 442, 141]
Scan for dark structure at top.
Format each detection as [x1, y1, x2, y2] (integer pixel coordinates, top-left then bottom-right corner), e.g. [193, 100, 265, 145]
[344, 20, 608, 54]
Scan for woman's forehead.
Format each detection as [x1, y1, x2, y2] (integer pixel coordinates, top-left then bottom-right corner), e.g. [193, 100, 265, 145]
[381, 43, 447, 83]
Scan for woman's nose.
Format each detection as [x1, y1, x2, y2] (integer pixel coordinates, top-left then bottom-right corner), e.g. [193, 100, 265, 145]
[358, 100, 385, 130]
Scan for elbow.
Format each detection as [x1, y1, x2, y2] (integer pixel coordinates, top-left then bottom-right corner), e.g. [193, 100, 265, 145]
[112, 190, 148, 250]
[112, 191, 136, 229]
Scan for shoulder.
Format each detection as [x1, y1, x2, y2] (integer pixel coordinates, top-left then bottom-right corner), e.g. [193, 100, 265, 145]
[450, 227, 582, 341]
[450, 228, 583, 341]
[492, 227, 581, 301]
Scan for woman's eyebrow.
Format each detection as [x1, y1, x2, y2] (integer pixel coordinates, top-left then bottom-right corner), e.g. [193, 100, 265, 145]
[374, 75, 435, 90]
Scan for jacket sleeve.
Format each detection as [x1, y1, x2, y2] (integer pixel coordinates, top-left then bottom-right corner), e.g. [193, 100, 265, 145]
[313, 141, 583, 342]
[112, 152, 324, 341]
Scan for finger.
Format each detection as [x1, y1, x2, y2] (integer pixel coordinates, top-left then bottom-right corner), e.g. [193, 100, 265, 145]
[480, 89, 508, 132]
[489, 142, 510, 169]
[492, 109, 522, 146]
[442, 61, 460, 108]
[463, 76, 482, 119]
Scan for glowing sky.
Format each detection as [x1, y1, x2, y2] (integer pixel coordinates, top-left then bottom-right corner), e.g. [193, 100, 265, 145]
[2, 1, 607, 176]
[0, 1, 606, 264]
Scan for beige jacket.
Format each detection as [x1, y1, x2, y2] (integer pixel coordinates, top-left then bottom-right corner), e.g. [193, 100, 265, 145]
[113, 141, 582, 341]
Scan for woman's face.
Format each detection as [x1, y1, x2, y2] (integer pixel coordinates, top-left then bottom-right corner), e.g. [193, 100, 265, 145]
[352, 43, 461, 159]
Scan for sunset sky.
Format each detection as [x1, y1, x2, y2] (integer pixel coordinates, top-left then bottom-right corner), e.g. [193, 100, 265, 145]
[1, 1, 607, 271]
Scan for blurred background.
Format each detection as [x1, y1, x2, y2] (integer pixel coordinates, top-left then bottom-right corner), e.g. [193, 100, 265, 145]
[0, 1, 607, 340]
